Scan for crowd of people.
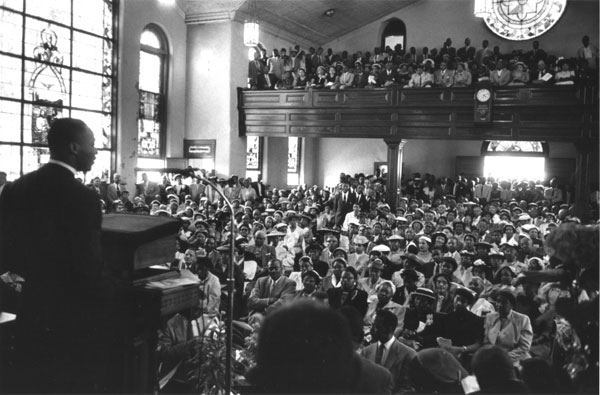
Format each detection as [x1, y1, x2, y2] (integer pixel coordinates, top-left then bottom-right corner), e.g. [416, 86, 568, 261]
[248, 35, 599, 90]
[119, 168, 599, 393]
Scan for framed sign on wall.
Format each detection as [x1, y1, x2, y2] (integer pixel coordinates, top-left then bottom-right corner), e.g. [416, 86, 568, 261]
[184, 139, 216, 159]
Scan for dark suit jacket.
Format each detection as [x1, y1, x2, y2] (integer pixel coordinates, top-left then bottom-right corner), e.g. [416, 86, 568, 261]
[251, 181, 266, 200]
[257, 73, 278, 90]
[0, 163, 112, 390]
[351, 354, 393, 394]
[333, 191, 356, 227]
[362, 339, 418, 393]
[247, 275, 296, 314]
[327, 287, 368, 317]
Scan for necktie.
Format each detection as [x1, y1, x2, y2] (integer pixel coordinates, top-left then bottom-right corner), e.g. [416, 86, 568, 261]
[268, 278, 275, 297]
[419, 76, 422, 87]
[116, 183, 120, 197]
[375, 343, 384, 365]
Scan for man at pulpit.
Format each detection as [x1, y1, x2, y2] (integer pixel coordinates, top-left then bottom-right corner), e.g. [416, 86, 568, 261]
[0, 118, 113, 392]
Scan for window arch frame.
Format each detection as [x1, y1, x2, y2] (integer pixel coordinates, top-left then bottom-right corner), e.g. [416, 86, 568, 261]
[481, 141, 549, 158]
[137, 23, 169, 160]
[380, 18, 406, 53]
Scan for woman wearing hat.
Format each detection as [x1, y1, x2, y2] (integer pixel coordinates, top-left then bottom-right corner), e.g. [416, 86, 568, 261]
[416, 235, 433, 264]
[364, 280, 406, 335]
[431, 273, 454, 314]
[490, 266, 518, 295]
[320, 257, 346, 293]
[509, 61, 529, 85]
[483, 290, 533, 364]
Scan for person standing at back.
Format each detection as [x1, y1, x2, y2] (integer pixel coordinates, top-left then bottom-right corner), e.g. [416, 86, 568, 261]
[0, 118, 113, 393]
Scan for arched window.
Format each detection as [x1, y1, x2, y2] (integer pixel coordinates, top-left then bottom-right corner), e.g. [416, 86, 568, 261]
[137, 24, 168, 170]
[381, 19, 406, 53]
[482, 140, 548, 181]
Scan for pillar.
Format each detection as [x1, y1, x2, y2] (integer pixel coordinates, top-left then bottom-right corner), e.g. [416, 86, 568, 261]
[384, 139, 406, 211]
[263, 136, 289, 189]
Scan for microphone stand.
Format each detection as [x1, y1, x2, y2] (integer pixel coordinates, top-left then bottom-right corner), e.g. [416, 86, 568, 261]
[198, 175, 235, 395]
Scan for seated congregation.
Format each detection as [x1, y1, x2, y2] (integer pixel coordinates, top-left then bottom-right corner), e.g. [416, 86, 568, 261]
[127, 169, 597, 394]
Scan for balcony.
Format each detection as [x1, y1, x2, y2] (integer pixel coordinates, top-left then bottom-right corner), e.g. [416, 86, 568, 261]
[238, 84, 598, 142]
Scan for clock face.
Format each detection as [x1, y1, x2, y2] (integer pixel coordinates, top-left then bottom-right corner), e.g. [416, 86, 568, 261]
[477, 89, 491, 102]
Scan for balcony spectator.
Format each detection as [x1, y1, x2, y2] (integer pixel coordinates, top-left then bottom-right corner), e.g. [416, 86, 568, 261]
[354, 61, 369, 88]
[275, 70, 294, 90]
[532, 59, 554, 84]
[292, 68, 309, 89]
[339, 63, 355, 89]
[555, 59, 576, 85]
[433, 60, 454, 87]
[380, 61, 400, 87]
[452, 62, 472, 87]
[325, 65, 340, 89]
[311, 65, 327, 88]
[257, 65, 277, 90]
[267, 48, 284, 80]
[475, 39, 493, 66]
[490, 59, 512, 86]
[368, 63, 382, 87]
[509, 61, 529, 85]
[457, 37, 476, 62]
[577, 35, 599, 72]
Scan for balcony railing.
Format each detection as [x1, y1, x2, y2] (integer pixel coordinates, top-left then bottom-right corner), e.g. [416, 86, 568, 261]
[238, 84, 598, 142]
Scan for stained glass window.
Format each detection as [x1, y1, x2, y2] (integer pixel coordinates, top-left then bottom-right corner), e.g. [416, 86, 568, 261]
[287, 137, 301, 186]
[486, 140, 544, 153]
[0, 0, 116, 182]
[137, 25, 167, 159]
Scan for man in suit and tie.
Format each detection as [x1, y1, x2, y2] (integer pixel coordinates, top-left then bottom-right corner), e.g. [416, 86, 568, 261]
[251, 173, 266, 200]
[173, 174, 189, 202]
[106, 172, 121, 208]
[248, 50, 263, 89]
[334, 182, 356, 228]
[490, 59, 512, 86]
[247, 259, 296, 316]
[0, 118, 113, 392]
[361, 310, 418, 393]
[136, 172, 160, 204]
[475, 39, 494, 66]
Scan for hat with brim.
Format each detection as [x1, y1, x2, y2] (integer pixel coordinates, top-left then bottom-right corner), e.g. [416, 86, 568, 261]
[442, 256, 459, 271]
[387, 234, 404, 242]
[454, 287, 475, 305]
[411, 287, 436, 301]
[416, 348, 469, 384]
[400, 268, 419, 281]
[372, 244, 391, 253]
[475, 241, 493, 250]
[352, 235, 369, 245]
[267, 230, 286, 237]
[403, 253, 423, 269]
[301, 270, 321, 283]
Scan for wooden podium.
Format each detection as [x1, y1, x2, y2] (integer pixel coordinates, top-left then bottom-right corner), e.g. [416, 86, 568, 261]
[101, 214, 199, 392]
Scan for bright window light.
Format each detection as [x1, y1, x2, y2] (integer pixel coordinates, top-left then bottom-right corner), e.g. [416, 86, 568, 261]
[483, 156, 546, 181]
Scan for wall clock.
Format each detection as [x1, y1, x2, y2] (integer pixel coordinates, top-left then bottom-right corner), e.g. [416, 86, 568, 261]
[474, 88, 493, 123]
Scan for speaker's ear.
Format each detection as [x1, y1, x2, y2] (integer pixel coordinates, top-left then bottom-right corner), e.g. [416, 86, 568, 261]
[68, 141, 79, 155]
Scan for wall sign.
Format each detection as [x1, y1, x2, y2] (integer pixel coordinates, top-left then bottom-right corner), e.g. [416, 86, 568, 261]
[184, 139, 216, 159]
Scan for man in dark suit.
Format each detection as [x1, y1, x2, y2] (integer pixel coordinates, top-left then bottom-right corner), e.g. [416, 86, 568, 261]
[257, 65, 278, 90]
[0, 118, 113, 392]
[333, 182, 356, 228]
[248, 50, 263, 89]
[247, 259, 296, 316]
[251, 173, 266, 200]
[362, 309, 419, 393]
[136, 172, 160, 204]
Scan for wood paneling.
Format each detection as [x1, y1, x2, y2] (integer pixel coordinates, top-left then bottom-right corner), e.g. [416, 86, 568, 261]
[238, 85, 599, 142]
